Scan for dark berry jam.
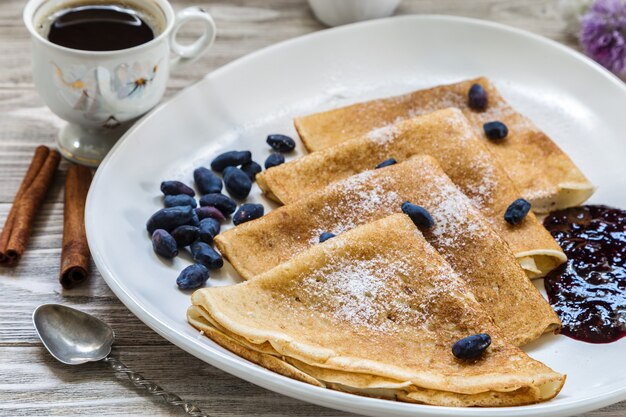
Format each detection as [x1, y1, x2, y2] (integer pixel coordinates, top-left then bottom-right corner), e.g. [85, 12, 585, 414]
[543, 205, 626, 344]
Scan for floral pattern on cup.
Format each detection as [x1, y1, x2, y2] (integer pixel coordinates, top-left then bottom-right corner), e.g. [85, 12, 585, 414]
[52, 59, 162, 128]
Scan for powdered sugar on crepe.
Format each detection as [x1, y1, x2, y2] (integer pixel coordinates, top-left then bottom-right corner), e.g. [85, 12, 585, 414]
[466, 156, 497, 208]
[307, 160, 490, 255]
[308, 171, 402, 243]
[427, 174, 488, 250]
[297, 252, 463, 333]
[366, 123, 400, 146]
[304, 256, 411, 331]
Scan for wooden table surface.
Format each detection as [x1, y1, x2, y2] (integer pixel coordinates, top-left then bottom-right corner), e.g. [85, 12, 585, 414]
[1, 0, 624, 416]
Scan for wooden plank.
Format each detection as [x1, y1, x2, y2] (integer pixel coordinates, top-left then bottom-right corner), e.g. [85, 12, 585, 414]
[0, 346, 355, 416]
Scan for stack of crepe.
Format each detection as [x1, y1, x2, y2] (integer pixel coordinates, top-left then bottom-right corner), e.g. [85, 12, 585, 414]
[188, 77, 590, 407]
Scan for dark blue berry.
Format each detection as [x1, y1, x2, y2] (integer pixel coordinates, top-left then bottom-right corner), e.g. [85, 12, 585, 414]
[233, 204, 264, 226]
[319, 232, 335, 243]
[195, 206, 225, 222]
[468, 83, 488, 111]
[199, 218, 221, 243]
[176, 263, 209, 289]
[241, 161, 262, 181]
[190, 242, 224, 270]
[199, 193, 237, 216]
[210, 151, 252, 172]
[267, 134, 296, 152]
[223, 167, 252, 199]
[170, 225, 200, 247]
[164, 194, 197, 208]
[483, 121, 508, 141]
[265, 153, 285, 169]
[193, 167, 222, 194]
[151, 229, 178, 258]
[401, 202, 435, 229]
[160, 180, 195, 197]
[146, 205, 195, 234]
[190, 209, 200, 227]
[504, 198, 531, 225]
[452, 334, 491, 359]
[376, 158, 397, 169]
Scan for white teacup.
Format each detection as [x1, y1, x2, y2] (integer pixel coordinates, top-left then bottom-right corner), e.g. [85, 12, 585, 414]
[24, 0, 216, 166]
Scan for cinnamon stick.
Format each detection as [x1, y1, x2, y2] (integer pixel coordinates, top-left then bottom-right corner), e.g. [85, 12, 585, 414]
[0, 146, 60, 265]
[0, 146, 49, 262]
[60, 164, 92, 289]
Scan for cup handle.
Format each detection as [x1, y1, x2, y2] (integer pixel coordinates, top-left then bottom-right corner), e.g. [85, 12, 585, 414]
[169, 7, 216, 70]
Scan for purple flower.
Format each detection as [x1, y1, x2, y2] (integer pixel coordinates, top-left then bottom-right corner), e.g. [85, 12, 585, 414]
[580, 0, 626, 74]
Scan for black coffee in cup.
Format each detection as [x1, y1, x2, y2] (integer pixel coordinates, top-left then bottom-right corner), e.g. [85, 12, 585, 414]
[47, 4, 156, 51]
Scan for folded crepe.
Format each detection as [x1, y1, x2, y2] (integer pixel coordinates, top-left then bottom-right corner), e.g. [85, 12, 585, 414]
[294, 77, 594, 212]
[189, 308, 563, 407]
[217, 156, 560, 346]
[189, 214, 565, 407]
[257, 108, 566, 278]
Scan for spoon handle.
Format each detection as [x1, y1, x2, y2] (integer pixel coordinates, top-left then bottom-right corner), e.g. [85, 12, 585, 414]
[103, 355, 210, 417]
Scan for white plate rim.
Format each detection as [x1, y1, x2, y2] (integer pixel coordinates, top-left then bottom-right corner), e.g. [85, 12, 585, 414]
[86, 14, 626, 417]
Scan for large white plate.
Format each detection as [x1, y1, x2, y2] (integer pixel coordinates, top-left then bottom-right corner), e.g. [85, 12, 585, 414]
[86, 15, 626, 417]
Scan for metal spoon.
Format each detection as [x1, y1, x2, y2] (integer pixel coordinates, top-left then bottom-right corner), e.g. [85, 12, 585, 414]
[33, 304, 209, 417]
